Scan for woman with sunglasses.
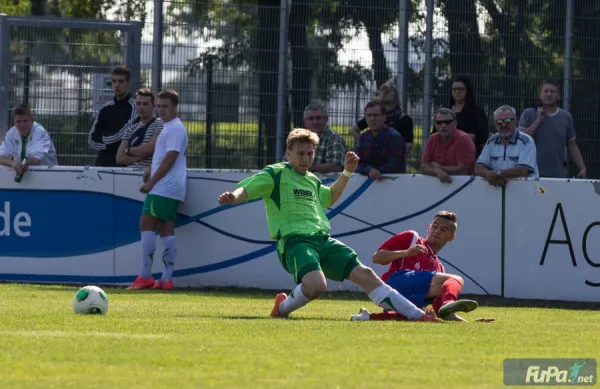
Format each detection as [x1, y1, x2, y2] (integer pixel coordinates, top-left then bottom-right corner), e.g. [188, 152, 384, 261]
[350, 79, 414, 156]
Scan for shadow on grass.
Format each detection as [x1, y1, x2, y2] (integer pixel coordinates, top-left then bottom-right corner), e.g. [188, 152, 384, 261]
[197, 315, 350, 322]
[4, 282, 599, 311]
[460, 294, 600, 312]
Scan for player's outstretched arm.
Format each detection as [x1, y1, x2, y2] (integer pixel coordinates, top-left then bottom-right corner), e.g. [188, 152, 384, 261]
[329, 152, 359, 205]
[218, 187, 248, 206]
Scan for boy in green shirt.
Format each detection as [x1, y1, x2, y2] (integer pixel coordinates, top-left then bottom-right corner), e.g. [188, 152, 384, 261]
[218, 129, 438, 322]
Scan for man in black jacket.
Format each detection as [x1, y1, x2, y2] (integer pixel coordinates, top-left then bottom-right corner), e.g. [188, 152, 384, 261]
[88, 65, 137, 167]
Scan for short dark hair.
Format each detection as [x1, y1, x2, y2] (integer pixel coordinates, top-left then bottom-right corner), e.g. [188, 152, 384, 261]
[136, 88, 155, 103]
[112, 65, 131, 81]
[13, 104, 33, 120]
[157, 89, 179, 106]
[541, 79, 560, 91]
[364, 99, 386, 115]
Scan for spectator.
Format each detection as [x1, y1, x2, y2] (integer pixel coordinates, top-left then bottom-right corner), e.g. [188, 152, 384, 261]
[518, 79, 586, 178]
[116, 88, 163, 168]
[88, 65, 137, 167]
[0, 104, 57, 176]
[355, 100, 406, 180]
[350, 78, 414, 155]
[420, 108, 476, 183]
[475, 105, 539, 187]
[283, 104, 346, 173]
[432, 76, 489, 157]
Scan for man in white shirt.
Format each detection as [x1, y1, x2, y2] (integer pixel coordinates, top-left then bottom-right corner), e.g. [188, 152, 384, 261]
[128, 90, 188, 290]
[0, 104, 58, 177]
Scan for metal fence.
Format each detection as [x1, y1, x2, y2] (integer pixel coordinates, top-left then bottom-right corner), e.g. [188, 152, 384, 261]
[2, 0, 600, 177]
[0, 14, 141, 166]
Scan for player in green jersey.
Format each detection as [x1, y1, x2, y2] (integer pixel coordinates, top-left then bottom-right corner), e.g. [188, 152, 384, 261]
[217, 129, 439, 322]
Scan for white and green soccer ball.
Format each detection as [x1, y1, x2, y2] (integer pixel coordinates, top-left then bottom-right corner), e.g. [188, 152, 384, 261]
[72, 285, 109, 315]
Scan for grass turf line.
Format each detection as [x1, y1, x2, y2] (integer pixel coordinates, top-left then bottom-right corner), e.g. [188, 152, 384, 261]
[0, 284, 598, 389]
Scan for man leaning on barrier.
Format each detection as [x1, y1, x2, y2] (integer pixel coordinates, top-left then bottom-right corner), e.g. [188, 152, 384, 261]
[475, 105, 539, 187]
[420, 108, 476, 184]
[0, 104, 58, 178]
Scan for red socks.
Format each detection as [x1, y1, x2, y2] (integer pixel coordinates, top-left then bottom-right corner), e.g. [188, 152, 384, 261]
[432, 278, 463, 315]
[369, 311, 408, 321]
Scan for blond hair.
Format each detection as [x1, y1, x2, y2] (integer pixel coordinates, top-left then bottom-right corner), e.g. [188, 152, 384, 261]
[286, 128, 319, 150]
[378, 78, 400, 105]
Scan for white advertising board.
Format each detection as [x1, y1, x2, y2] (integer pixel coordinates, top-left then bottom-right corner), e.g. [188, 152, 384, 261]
[0, 168, 501, 297]
[504, 178, 600, 302]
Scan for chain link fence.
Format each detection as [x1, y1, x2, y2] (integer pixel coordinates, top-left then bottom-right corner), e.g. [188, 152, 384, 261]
[0, 15, 141, 166]
[2, 0, 600, 177]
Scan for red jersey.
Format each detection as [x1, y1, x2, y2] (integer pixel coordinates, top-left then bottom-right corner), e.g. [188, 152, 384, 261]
[378, 230, 445, 281]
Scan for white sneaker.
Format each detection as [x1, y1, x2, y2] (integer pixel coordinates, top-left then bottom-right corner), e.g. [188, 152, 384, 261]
[350, 307, 371, 321]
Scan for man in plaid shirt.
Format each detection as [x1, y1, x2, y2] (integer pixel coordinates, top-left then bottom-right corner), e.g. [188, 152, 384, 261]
[284, 104, 346, 173]
[355, 100, 406, 180]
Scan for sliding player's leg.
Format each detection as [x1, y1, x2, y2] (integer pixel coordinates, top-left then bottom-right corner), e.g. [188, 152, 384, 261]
[271, 235, 327, 317]
[355, 272, 479, 322]
[427, 273, 478, 320]
[351, 269, 437, 321]
[319, 237, 439, 322]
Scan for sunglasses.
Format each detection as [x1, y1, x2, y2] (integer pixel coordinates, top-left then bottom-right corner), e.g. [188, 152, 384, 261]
[435, 119, 454, 125]
[306, 116, 324, 121]
[495, 118, 515, 125]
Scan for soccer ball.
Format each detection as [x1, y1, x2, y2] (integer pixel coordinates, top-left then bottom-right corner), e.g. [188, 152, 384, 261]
[72, 285, 109, 315]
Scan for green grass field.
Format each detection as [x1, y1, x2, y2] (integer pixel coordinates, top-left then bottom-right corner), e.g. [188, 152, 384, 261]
[1, 284, 598, 389]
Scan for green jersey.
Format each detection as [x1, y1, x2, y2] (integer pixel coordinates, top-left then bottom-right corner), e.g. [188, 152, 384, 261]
[237, 162, 332, 248]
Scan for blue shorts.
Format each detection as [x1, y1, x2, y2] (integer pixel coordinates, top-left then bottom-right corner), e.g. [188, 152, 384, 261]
[385, 270, 437, 308]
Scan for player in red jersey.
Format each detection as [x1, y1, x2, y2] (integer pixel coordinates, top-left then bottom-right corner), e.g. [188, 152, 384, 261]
[351, 210, 488, 322]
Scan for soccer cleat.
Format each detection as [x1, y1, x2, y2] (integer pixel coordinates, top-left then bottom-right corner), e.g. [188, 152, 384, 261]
[350, 307, 371, 321]
[425, 307, 438, 318]
[128, 275, 155, 290]
[438, 299, 478, 319]
[270, 293, 288, 317]
[412, 313, 441, 323]
[152, 280, 174, 290]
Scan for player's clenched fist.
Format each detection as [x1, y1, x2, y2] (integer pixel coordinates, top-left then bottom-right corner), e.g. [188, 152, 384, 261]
[407, 244, 428, 256]
[344, 151, 359, 172]
[218, 192, 235, 206]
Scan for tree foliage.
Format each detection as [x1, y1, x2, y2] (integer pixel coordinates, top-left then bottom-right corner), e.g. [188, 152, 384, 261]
[3, 0, 600, 174]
